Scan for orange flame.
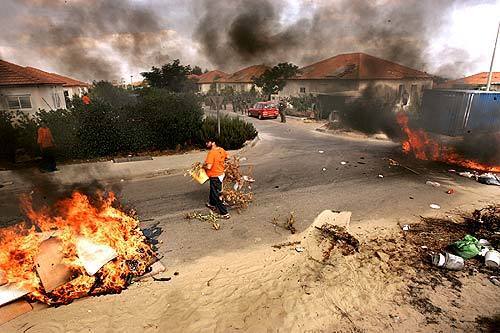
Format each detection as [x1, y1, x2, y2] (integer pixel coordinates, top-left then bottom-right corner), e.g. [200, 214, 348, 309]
[0, 191, 155, 305]
[396, 113, 500, 173]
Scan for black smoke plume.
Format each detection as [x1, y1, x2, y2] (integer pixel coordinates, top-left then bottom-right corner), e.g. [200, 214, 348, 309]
[195, 0, 486, 75]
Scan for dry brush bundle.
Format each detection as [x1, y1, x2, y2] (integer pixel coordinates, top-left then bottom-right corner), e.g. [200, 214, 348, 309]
[222, 157, 255, 210]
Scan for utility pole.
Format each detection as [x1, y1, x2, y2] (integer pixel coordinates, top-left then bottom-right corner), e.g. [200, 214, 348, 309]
[486, 22, 500, 91]
[130, 75, 134, 90]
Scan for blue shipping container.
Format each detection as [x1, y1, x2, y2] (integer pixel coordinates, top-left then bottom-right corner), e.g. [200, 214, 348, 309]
[421, 89, 500, 136]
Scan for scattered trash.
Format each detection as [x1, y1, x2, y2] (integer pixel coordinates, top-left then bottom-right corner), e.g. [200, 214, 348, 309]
[295, 246, 305, 253]
[451, 235, 480, 259]
[478, 239, 491, 247]
[322, 168, 327, 171]
[490, 276, 500, 287]
[141, 222, 163, 248]
[477, 173, 500, 186]
[152, 276, 171, 282]
[485, 250, 500, 268]
[378, 174, 384, 178]
[340, 161, 347, 165]
[421, 246, 428, 249]
[318, 150, 324, 154]
[426, 181, 441, 187]
[430, 204, 441, 209]
[271, 241, 301, 249]
[431, 252, 464, 270]
[402, 225, 410, 231]
[446, 189, 455, 194]
[409, 196, 414, 200]
[386, 158, 420, 175]
[120, 179, 124, 182]
[458, 171, 476, 179]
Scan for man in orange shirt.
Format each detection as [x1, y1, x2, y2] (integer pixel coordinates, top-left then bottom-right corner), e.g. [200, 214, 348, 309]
[82, 93, 91, 106]
[37, 121, 57, 172]
[203, 138, 230, 218]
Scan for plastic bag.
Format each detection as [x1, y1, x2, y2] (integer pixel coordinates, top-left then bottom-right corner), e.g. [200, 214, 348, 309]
[451, 235, 480, 259]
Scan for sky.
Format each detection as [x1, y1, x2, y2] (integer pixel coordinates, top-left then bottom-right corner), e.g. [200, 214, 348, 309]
[0, 0, 498, 82]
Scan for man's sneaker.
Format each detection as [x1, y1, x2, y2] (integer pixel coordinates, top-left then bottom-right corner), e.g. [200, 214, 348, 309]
[220, 214, 231, 219]
[205, 203, 217, 211]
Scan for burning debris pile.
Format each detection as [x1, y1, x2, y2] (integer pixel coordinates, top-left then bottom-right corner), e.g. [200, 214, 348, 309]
[0, 191, 157, 315]
[396, 113, 500, 173]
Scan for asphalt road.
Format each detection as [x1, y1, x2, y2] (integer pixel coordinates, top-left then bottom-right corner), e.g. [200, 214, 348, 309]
[1, 111, 498, 265]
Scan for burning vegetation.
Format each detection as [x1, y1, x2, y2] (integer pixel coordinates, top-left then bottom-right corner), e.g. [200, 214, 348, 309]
[0, 191, 156, 306]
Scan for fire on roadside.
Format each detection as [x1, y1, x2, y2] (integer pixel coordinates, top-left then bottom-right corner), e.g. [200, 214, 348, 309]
[396, 113, 500, 173]
[0, 191, 155, 305]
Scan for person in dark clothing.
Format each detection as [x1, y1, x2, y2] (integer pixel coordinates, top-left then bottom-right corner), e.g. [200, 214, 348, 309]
[37, 121, 57, 172]
[278, 100, 287, 123]
[203, 138, 230, 218]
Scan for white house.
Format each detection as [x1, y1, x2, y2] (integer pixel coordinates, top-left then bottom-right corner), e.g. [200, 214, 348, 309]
[0, 59, 89, 115]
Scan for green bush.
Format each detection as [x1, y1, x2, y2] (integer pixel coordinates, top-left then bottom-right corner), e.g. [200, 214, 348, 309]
[200, 116, 258, 150]
[1, 85, 256, 163]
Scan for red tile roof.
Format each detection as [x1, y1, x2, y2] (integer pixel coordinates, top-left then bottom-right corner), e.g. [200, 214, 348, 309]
[292, 53, 432, 80]
[0, 59, 65, 86]
[197, 70, 229, 84]
[436, 72, 500, 88]
[24, 67, 89, 87]
[221, 65, 270, 83]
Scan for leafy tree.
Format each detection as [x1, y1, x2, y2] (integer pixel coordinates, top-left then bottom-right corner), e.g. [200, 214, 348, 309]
[192, 66, 203, 75]
[253, 62, 299, 98]
[141, 59, 194, 93]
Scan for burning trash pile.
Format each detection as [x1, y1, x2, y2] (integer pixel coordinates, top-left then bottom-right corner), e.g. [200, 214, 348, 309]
[396, 113, 500, 179]
[0, 191, 158, 323]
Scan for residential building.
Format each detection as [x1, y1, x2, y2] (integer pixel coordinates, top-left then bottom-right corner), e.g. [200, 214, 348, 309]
[277, 53, 433, 115]
[195, 70, 229, 93]
[219, 65, 269, 93]
[23, 66, 89, 102]
[435, 72, 500, 91]
[0, 60, 67, 114]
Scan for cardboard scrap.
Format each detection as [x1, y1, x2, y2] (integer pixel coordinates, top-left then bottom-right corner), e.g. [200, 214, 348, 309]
[35, 238, 72, 292]
[76, 238, 117, 276]
[0, 300, 32, 326]
[0, 284, 29, 307]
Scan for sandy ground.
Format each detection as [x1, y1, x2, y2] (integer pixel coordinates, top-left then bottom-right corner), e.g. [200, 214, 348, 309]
[3, 209, 499, 333]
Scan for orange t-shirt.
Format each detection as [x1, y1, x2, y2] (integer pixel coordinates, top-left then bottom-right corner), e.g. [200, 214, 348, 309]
[82, 95, 91, 105]
[37, 127, 55, 148]
[205, 147, 228, 177]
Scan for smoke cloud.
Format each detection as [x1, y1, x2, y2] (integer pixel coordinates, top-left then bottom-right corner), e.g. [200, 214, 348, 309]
[12, 0, 171, 81]
[195, 0, 487, 75]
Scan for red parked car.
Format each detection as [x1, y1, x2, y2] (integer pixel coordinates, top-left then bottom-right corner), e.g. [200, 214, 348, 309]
[248, 102, 279, 120]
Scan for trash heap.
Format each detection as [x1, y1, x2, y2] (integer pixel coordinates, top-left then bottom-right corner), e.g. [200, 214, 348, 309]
[0, 191, 161, 325]
[404, 205, 500, 274]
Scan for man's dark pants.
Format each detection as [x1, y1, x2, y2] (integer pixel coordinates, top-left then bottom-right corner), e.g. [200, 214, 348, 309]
[279, 111, 286, 123]
[41, 147, 57, 172]
[209, 177, 228, 215]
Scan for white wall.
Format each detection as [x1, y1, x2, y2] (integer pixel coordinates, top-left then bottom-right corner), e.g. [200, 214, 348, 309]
[64, 86, 88, 98]
[0, 85, 67, 115]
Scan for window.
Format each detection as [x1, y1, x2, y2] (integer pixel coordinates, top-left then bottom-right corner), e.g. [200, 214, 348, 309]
[52, 92, 61, 108]
[299, 87, 306, 93]
[6, 95, 32, 110]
